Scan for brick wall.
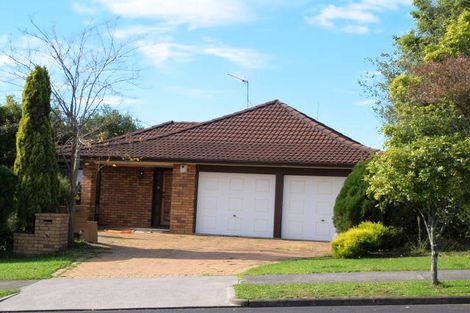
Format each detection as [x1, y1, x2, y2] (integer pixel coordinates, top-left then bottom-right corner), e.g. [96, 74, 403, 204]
[170, 164, 197, 234]
[99, 166, 154, 228]
[81, 162, 98, 220]
[14, 213, 69, 255]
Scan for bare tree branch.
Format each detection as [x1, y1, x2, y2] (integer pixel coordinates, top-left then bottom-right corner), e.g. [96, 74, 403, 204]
[1, 19, 140, 241]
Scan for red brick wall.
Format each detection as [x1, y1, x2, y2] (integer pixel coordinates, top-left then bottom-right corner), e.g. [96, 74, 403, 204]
[170, 164, 197, 234]
[14, 213, 69, 255]
[99, 166, 154, 228]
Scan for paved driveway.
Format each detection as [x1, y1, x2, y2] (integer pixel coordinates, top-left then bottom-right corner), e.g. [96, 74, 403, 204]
[60, 230, 330, 277]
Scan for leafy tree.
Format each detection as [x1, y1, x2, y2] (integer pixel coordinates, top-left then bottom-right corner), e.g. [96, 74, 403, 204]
[87, 105, 142, 141]
[0, 96, 21, 167]
[425, 11, 470, 61]
[362, 1, 470, 121]
[53, 105, 142, 145]
[0, 165, 17, 250]
[14, 66, 60, 232]
[367, 70, 470, 285]
[365, 3, 470, 285]
[408, 57, 470, 117]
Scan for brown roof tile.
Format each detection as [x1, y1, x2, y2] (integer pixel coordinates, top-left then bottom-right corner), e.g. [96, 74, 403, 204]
[98, 121, 199, 145]
[80, 100, 376, 167]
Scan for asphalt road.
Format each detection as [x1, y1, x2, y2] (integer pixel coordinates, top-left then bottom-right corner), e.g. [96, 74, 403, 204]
[41, 304, 470, 313]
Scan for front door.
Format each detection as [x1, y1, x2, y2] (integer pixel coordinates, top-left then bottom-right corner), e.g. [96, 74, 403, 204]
[152, 168, 173, 227]
[160, 170, 172, 226]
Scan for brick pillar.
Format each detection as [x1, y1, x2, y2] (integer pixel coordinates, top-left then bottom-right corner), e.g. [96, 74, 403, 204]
[14, 213, 69, 255]
[170, 164, 197, 234]
[81, 162, 97, 220]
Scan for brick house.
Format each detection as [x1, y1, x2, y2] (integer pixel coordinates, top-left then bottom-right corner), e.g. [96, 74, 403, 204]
[79, 100, 374, 241]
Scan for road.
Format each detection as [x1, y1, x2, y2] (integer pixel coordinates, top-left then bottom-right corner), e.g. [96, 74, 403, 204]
[39, 304, 470, 313]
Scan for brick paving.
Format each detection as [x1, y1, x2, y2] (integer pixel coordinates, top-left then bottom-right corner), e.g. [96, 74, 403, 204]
[60, 230, 330, 278]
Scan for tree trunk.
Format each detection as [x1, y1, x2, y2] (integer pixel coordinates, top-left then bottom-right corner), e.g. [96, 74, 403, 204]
[67, 132, 81, 243]
[431, 244, 439, 285]
[428, 217, 439, 285]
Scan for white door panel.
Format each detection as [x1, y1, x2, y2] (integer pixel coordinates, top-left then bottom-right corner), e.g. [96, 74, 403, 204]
[282, 175, 345, 241]
[196, 172, 276, 238]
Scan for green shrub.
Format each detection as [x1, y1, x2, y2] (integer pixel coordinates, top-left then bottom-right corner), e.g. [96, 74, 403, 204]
[332, 222, 401, 258]
[0, 166, 18, 250]
[333, 161, 379, 232]
[333, 161, 418, 245]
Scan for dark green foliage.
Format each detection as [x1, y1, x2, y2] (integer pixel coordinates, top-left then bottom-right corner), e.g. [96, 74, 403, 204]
[333, 161, 379, 232]
[0, 166, 18, 250]
[53, 105, 142, 145]
[333, 161, 419, 243]
[14, 66, 59, 232]
[87, 105, 142, 141]
[58, 174, 71, 206]
[0, 96, 21, 167]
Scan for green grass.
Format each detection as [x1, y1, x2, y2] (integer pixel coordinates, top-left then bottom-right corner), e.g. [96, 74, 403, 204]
[0, 289, 19, 298]
[243, 252, 470, 276]
[235, 280, 470, 299]
[0, 242, 101, 280]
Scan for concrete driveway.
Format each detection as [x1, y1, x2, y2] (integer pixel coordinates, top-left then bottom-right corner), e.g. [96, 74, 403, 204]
[60, 230, 330, 278]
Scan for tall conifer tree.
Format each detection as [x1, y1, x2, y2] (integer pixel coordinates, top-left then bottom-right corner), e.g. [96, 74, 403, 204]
[15, 66, 59, 232]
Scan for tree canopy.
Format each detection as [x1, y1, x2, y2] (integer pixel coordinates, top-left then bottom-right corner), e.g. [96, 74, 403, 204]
[0, 96, 21, 167]
[364, 0, 470, 121]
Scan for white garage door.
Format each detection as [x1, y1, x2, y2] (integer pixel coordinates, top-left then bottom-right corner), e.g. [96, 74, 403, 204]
[196, 172, 276, 238]
[282, 175, 345, 241]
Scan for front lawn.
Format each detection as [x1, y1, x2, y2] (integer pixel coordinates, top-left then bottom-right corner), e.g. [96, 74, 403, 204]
[0, 242, 101, 280]
[0, 289, 19, 298]
[243, 252, 470, 276]
[235, 280, 470, 299]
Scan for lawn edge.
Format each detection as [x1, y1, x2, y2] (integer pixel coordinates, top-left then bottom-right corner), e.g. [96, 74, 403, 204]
[0, 290, 20, 302]
[230, 295, 470, 307]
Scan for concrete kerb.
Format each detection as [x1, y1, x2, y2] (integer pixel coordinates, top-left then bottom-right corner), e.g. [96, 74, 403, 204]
[0, 292, 20, 303]
[0, 305, 236, 312]
[231, 296, 470, 307]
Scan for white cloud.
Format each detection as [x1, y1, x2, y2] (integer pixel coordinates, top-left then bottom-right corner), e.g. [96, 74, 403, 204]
[138, 42, 195, 67]
[114, 25, 173, 39]
[71, 2, 99, 15]
[0, 55, 14, 67]
[95, 0, 251, 29]
[307, 0, 411, 34]
[202, 46, 268, 69]
[103, 96, 142, 107]
[341, 24, 370, 34]
[138, 40, 269, 69]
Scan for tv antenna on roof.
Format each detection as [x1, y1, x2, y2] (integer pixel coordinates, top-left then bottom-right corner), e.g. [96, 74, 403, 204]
[227, 73, 249, 108]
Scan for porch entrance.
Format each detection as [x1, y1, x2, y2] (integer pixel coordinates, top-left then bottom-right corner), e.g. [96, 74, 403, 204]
[152, 168, 173, 227]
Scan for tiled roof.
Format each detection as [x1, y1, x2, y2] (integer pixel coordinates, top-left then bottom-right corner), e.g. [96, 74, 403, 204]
[80, 100, 375, 167]
[97, 121, 199, 145]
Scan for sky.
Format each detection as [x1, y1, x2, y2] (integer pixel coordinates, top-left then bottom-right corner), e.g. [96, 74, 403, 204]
[0, 0, 415, 149]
